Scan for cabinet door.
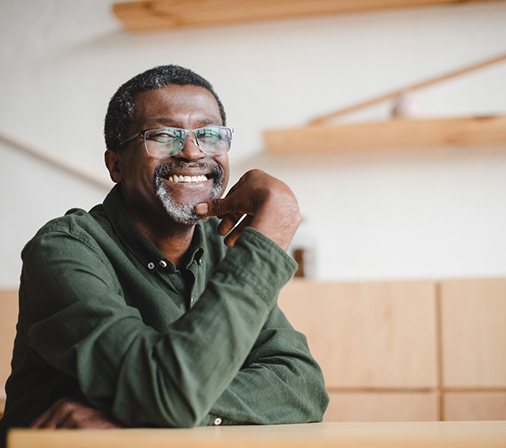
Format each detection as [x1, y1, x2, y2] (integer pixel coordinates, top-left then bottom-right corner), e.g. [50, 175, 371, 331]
[279, 280, 437, 389]
[441, 279, 506, 388]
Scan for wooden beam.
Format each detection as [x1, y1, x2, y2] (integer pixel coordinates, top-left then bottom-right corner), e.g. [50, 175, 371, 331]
[263, 115, 506, 154]
[0, 130, 111, 191]
[113, 0, 501, 32]
[309, 52, 506, 126]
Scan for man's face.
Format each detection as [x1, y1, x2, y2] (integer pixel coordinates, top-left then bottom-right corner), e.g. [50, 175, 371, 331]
[109, 84, 230, 226]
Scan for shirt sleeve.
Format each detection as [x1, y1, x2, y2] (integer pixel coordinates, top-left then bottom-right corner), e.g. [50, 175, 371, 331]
[22, 224, 323, 427]
[203, 304, 329, 425]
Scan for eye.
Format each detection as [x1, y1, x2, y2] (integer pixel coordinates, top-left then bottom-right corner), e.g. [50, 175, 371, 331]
[197, 127, 225, 143]
[147, 129, 182, 144]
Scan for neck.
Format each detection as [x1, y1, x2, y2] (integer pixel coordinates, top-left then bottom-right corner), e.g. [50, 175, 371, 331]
[124, 198, 197, 267]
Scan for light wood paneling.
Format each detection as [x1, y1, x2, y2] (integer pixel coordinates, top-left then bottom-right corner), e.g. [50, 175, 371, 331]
[264, 115, 506, 154]
[325, 392, 438, 422]
[440, 279, 506, 388]
[0, 290, 18, 393]
[113, 0, 501, 32]
[0, 290, 18, 416]
[279, 280, 437, 388]
[445, 392, 506, 421]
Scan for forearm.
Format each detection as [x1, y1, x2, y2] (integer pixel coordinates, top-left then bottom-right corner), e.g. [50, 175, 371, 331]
[204, 308, 329, 425]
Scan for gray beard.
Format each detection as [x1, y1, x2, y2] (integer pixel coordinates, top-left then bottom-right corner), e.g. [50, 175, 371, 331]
[154, 161, 224, 225]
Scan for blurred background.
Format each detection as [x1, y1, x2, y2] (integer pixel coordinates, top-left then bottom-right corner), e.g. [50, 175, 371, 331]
[1, 0, 505, 285]
[0, 0, 505, 422]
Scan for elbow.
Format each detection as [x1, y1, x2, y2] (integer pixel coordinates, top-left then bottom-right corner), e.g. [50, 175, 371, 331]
[306, 373, 330, 422]
[305, 388, 329, 423]
[315, 390, 330, 422]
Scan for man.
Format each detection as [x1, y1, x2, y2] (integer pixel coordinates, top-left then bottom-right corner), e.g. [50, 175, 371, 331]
[0, 65, 328, 443]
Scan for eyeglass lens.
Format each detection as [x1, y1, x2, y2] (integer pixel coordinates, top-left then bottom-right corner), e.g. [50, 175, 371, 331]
[144, 127, 232, 157]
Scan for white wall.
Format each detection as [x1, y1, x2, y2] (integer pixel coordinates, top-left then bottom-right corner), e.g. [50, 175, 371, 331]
[1, 0, 505, 286]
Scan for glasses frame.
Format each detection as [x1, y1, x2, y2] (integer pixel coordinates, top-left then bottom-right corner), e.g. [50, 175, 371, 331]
[120, 125, 234, 158]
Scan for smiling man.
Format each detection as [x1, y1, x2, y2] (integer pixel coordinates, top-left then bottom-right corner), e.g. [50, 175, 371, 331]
[0, 66, 328, 444]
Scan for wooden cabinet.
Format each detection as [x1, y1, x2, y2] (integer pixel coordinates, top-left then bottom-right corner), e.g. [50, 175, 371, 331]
[279, 278, 506, 421]
[0, 290, 18, 416]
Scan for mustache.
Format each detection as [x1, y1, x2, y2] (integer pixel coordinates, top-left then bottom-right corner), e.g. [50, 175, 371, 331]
[154, 160, 224, 179]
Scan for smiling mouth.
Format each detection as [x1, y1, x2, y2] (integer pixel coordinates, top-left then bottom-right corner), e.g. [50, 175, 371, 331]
[166, 174, 209, 183]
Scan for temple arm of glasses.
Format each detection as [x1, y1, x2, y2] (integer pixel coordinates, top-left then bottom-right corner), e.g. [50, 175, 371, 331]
[119, 132, 144, 146]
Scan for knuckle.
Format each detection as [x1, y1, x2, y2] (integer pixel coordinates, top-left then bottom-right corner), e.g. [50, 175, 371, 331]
[61, 401, 76, 413]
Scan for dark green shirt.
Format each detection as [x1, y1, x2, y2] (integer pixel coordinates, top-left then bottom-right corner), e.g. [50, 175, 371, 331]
[1, 185, 328, 444]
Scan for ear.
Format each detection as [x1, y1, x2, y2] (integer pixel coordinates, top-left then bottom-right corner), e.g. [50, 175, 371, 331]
[105, 149, 123, 183]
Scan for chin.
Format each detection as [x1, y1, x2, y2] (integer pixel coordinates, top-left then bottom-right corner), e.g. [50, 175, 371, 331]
[156, 186, 206, 225]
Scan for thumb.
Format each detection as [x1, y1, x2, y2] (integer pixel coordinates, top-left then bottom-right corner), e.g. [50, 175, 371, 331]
[195, 198, 226, 217]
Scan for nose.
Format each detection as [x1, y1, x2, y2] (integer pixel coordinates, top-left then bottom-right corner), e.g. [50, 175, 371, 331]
[176, 132, 205, 161]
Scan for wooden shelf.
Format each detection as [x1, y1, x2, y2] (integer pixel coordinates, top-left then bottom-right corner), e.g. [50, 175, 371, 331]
[112, 0, 498, 32]
[263, 115, 506, 154]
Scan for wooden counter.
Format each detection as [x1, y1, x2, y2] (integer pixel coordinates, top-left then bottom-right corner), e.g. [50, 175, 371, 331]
[8, 421, 506, 448]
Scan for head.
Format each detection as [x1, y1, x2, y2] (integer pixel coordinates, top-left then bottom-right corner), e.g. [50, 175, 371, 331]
[104, 65, 230, 226]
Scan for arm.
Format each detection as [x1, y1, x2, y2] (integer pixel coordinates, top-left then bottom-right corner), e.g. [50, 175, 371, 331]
[30, 305, 328, 428]
[205, 305, 329, 425]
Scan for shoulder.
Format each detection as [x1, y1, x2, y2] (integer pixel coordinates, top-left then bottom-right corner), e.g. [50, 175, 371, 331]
[22, 206, 108, 259]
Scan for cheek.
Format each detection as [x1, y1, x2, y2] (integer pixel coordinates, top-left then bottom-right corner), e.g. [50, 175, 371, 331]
[216, 155, 230, 185]
[125, 154, 158, 191]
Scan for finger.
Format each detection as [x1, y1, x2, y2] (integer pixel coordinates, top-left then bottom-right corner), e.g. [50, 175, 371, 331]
[57, 409, 81, 429]
[195, 198, 224, 217]
[31, 399, 66, 428]
[196, 197, 232, 218]
[217, 212, 244, 236]
[89, 412, 123, 429]
[78, 413, 119, 429]
[48, 399, 81, 429]
[195, 202, 209, 216]
[195, 174, 249, 218]
[224, 215, 252, 247]
[31, 410, 54, 428]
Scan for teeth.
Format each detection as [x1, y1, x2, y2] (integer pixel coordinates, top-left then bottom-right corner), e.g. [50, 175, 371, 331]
[167, 175, 208, 183]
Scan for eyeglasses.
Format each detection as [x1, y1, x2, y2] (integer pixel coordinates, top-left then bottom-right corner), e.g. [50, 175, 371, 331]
[120, 126, 233, 158]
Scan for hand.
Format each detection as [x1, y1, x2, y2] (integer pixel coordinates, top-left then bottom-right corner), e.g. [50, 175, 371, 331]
[30, 398, 122, 429]
[195, 169, 301, 250]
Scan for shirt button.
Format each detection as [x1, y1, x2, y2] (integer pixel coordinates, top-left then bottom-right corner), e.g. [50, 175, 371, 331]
[213, 417, 222, 426]
[147, 262, 155, 270]
[159, 260, 167, 268]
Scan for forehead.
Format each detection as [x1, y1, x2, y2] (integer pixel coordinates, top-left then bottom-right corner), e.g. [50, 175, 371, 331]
[132, 84, 222, 126]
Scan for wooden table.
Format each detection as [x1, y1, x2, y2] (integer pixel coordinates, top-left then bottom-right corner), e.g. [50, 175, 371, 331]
[8, 421, 506, 448]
